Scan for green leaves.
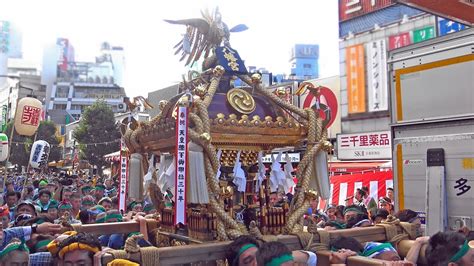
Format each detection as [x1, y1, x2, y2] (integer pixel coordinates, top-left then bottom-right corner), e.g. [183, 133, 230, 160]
[73, 100, 120, 174]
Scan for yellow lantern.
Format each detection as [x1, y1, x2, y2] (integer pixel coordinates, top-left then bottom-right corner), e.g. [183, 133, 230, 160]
[14, 97, 42, 136]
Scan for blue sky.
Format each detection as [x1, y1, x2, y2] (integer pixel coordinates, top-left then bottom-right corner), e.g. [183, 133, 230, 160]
[0, 0, 340, 96]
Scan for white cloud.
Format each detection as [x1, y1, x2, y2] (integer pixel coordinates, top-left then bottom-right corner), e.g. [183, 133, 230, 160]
[0, 0, 340, 97]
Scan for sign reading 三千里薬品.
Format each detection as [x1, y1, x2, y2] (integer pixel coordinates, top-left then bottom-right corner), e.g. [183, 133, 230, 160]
[339, 0, 396, 21]
[337, 131, 391, 160]
[118, 139, 129, 212]
[366, 39, 388, 112]
[174, 106, 188, 225]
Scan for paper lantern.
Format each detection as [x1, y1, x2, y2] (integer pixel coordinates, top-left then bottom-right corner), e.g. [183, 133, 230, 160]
[0, 133, 8, 162]
[29, 140, 50, 169]
[14, 97, 43, 136]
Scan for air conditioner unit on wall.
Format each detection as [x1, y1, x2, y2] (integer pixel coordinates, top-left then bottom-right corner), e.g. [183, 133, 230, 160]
[117, 103, 126, 112]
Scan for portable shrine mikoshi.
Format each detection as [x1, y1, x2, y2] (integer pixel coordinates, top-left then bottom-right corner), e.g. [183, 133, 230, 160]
[114, 8, 421, 265]
[121, 8, 333, 242]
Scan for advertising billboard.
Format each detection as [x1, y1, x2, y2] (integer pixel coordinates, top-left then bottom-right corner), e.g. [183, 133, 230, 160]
[413, 26, 435, 43]
[366, 39, 388, 112]
[388, 32, 412, 50]
[346, 44, 366, 113]
[337, 130, 392, 160]
[339, 0, 395, 21]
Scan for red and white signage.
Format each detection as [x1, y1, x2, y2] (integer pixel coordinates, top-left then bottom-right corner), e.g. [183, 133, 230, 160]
[337, 131, 391, 160]
[339, 0, 395, 21]
[174, 106, 188, 225]
[329, 170, 393, 206]
[388, 32, 412, 50]
[302, 86, 339, 128]
[118, 139, 129, 212]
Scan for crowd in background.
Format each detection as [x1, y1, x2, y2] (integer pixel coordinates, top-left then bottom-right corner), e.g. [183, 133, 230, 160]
[0, 172, 472, 265]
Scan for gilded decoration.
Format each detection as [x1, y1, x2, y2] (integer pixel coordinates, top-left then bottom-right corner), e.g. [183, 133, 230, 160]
[226, 88, 256, 115]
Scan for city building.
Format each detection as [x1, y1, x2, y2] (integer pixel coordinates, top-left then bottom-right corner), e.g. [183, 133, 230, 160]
[289, 44, 319, 80]
[147, 84, 179, 118]
[0, 59, 45, 121]
[336, 0, 468, 162]
[42, 40, 127, 126]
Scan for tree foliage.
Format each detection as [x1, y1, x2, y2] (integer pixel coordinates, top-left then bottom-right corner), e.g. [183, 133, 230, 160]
[36, 120, 61, 162]
[2, 120, 61, 167]
[73, 100, 120, 174]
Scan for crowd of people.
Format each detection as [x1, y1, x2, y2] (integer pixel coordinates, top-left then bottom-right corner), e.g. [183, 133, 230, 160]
[0, 172, 158, 265]
[0, 172, 472, 265]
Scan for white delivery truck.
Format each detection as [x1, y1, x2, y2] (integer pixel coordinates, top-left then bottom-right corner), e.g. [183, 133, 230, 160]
[388, 28, 474, 236]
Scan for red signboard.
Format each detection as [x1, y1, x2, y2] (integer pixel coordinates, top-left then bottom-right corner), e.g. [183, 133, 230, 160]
[388, 32, 412, 50]
[302, 86, 338, 128]
[398, 0, 474, 26]
[339, 0, 395, 21]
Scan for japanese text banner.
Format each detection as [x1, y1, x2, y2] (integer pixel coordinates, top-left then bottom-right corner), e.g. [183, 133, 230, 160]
[346, 44, 366, 113]
[175, 106, 188, 225]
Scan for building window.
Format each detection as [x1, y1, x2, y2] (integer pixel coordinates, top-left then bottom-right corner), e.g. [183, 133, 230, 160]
[303, 64, 312, 69]
[54, 104, 67, 110]
[71, 114, 81, 121]
[70, 104, 83, 110]
[55, 87, 69, 98]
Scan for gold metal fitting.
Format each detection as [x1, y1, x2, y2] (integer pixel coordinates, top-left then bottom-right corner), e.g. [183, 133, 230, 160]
[321, 140, 333, 152]
[178, 94, 192, 107]
[200, 132, 211, 142]
[275, 87, 287, 96]
[194, 84, 208, 97]
[305, 190, 318, 201]
[251, 73, 261, 84]
[213, 65, 225, 77]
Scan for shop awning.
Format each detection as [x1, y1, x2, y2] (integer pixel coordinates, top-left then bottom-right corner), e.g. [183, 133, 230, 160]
[104, 151, 121, 163]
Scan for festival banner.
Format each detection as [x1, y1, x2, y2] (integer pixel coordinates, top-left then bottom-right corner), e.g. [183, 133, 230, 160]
[329, 170, 393, 206]
[118, 139, 129, 213]
[175, 106, 188, 225]
[346, 44, 366, 113]
[366, 39, 388, 112]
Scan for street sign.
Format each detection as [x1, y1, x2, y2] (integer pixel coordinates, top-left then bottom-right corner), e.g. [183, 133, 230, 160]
[438, 18, 467, 36]
[413, 26, 435, 43]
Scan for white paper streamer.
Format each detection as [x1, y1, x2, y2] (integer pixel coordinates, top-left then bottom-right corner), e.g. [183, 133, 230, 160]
[256, 151, 265, 192]
[233, 151, 246, 192]
[215, 149, 222, 180]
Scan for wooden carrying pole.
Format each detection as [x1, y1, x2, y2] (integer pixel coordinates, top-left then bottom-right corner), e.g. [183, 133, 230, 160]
[76, 221, 427, 266]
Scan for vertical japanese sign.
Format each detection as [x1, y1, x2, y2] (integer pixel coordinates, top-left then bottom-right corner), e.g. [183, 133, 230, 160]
[388, 32, 411, 50]
[118, 139, 128, 213]
[175, 106, 188, 225]
[366, 39, 388, 112]
[413, 26, 435, 43]
[0, 105, 7, 132]
[346, 44, 366, 113]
